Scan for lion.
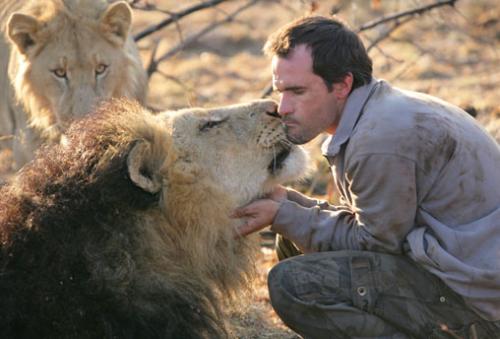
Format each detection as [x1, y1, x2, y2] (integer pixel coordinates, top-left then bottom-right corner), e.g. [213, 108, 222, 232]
[0, 98, 308, 338]
[0, 0, 147, 167]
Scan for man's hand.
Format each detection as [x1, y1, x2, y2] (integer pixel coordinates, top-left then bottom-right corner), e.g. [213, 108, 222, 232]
[267, 185, 288, 202]
[232, 199, 281, 237]
[231, 185, 288, 237]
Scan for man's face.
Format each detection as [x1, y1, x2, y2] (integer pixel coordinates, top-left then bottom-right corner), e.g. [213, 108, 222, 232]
[272, 44, 344, 144]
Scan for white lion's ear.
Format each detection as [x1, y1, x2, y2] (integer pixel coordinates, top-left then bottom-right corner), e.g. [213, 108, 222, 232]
[7, 13, 40, 55]
[100, 1, 132, 46]
[127, 141, 162, 193]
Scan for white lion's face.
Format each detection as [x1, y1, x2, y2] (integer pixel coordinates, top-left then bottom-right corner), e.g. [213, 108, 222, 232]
[24, 29, 132, 125]
[8, 1, 147, 132]
[162, 99, 308, 205]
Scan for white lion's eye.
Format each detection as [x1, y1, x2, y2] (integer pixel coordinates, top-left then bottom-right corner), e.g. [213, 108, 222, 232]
[52, 68, 67, 78]
[95, 63, 108, 76]
[199, 118, 228, 132]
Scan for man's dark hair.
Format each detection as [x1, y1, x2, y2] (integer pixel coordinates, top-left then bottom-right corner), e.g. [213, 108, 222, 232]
[263, 16, 372, 91]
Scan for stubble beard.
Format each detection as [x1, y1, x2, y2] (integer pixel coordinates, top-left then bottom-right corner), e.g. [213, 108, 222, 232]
[284, 124, 311, 145]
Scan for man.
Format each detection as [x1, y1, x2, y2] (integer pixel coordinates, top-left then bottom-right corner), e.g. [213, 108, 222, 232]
[232, 16, 500, 338]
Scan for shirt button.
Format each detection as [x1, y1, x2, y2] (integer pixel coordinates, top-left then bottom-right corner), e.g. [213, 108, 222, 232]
[357, 286, 367, 296]
[439, 296, 446, 303]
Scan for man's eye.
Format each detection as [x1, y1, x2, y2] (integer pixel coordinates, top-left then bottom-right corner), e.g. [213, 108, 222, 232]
[199, 118, 227, 132]
[52, 68, 67, 78]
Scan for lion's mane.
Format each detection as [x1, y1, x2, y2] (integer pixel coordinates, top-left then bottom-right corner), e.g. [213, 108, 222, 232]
[0, 100, 260, 338]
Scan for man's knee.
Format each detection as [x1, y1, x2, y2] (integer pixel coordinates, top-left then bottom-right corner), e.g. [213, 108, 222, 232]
[267, 252, 410, 338]
[267, 253, 350, 314]
[267, 256, 347, 338]
[267, 257, 305, 313]
[267, 259, 291, 318]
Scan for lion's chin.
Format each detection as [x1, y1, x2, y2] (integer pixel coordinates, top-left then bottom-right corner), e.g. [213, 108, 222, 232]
[268, 147, 291, 174]
[267, 145, 308, 182]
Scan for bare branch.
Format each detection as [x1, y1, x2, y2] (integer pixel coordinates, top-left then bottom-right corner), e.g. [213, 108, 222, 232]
[127, 0, 157, 11]
[128, 1, 176, 15]
[365, 16, 413, 52]
[134, 0, 232, 42]
[261, 84, 273, 99]
[148, 0, 259, 74]
[156, 69, 194, 93]
[372, 45, 404, 64]
[172, 19, 185, 54]
[145, 39, 160, 77]
[357, 0, 458, 32]
[389, 50, 427, 81]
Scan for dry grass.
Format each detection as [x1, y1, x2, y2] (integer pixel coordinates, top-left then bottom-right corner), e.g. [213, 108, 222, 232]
[0, 0, 499, 337]
[227, 247, 301, 338]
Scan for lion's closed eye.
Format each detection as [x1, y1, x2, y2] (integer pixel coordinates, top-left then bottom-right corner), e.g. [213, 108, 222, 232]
[199, 117, 228, 132]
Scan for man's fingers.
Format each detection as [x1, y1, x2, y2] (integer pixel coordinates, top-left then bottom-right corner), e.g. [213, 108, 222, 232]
[231, 203, 258, 218]
[233, 221, 252, 238]
[231, 199, 277, 219]
[236, 220, 257, 237]
[231, 199, 278, 237]
[231, 207, 247, 218]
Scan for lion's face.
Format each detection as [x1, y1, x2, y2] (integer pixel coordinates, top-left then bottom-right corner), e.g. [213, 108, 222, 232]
[162, 99, 308, 206]
[24, 28, 132, 126]
[7, 1, 147, 131]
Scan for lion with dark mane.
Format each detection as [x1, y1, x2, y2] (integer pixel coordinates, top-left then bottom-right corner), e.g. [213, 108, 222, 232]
[0, 99, 307, 338]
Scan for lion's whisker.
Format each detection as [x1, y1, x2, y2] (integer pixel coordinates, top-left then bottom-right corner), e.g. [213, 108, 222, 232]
[272, 144, 277, 173]
[279, 139, 293, 148]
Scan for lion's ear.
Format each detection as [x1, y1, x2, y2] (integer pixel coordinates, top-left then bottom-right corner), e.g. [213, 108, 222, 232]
[100, 1, 132, 46]
[7, 13, 40, 55]
[127, 141, 162, 193]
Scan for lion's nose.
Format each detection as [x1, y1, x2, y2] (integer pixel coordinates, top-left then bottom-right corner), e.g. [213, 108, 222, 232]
[265, 103, 280, 119]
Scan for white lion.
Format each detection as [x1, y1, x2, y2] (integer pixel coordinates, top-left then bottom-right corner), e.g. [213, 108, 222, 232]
[0, 0, 147, 167]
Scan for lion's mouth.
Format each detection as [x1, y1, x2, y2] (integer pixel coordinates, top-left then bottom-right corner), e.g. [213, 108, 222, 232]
[268, 146, 291, 174]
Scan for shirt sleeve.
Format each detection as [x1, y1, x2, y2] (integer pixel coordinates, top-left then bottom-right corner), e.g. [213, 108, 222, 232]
[286, 188, 331, 209]
[271, 153, 418, 254]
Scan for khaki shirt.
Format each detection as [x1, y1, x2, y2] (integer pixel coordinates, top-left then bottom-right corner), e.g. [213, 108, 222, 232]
[272, 79, 500, 321]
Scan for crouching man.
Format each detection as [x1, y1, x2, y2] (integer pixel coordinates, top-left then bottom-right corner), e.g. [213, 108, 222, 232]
[233, 16, 500, 338]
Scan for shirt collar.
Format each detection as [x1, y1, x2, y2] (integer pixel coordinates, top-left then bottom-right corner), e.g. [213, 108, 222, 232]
[321, 77, 379, 158]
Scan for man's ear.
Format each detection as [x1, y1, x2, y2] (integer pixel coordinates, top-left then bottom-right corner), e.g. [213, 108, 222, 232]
[127, 141, 162, 193]
[7, 13, 40, 55]
[100, 1, 132, 46]
[333, 72, 354, 100]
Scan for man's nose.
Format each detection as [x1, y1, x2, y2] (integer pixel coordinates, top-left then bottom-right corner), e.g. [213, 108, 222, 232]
[278, 95, 292, 117]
